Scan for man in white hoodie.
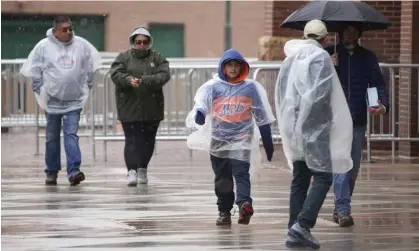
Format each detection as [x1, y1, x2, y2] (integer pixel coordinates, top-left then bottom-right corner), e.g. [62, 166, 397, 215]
[21, 16, 101, 186]
[275, 20, 353, 249]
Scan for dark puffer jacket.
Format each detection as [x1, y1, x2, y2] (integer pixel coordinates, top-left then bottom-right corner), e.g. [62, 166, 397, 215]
[325, 44, 389, 126]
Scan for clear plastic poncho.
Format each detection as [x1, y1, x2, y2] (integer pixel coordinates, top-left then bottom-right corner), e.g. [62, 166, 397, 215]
[186, 76, 276, 174]
[20, 28, 102, 114]
[275, 39, 353, 174]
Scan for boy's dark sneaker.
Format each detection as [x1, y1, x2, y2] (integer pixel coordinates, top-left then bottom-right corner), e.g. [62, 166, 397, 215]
[45, 172, 58, 186]
[216, 211, 232, 226]
[336, 212, 354, 227]
[238, 202, 253, 225]
[69, 171, 85, 186]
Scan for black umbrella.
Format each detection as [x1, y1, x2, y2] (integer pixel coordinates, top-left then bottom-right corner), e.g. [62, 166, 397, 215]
[281, 1, 391, 32]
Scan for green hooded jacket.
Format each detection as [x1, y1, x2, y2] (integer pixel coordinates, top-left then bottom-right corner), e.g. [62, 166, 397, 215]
[110, 27, 170, 122]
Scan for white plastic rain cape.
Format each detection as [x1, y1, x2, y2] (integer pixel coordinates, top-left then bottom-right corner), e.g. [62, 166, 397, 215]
[275, 39, 353, 174]
[20, 28, 102, 114]
[186, 75, 276, 174]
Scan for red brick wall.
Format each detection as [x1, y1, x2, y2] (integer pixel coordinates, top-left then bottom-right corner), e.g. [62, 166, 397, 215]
[361, 1, 401, 63]
[271, 1, 307, 38]
[264, 1, 274, 36]
[271, 1, 402, 64]
[360, 2, 401, 154]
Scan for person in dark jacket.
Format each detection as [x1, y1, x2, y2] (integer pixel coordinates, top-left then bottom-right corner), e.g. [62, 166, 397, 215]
[110, 27, 170, 186]
[325, 25, 390, 227]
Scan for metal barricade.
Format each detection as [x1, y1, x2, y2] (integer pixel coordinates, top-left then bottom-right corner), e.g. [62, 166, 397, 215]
[2, 58, 418, 162]
[91, 62, 282, 161]
[366, 64, 419, 163]
[252, 66, 282, 143]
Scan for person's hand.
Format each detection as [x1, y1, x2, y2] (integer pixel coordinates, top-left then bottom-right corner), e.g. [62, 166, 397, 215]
[368, 100, 386, 115]
[331, 53, 338, 66]
[130, 77, 140, 88]
[31, 78, 43, 94]
[195, 108, 206, 125]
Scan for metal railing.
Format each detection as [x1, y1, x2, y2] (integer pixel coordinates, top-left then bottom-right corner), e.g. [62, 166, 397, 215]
[366, 64, 419, 163]
[89, 62, 282, 161]
[1, 59, 418, 162]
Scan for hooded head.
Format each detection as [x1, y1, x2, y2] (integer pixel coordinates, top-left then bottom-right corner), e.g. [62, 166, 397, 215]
[129, 27, 153, 58]
[50, 15, 74, 44]
[217, 49, 249, 83]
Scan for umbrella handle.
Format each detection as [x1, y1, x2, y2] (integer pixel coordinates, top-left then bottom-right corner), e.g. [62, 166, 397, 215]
[334, 33, 337, 54]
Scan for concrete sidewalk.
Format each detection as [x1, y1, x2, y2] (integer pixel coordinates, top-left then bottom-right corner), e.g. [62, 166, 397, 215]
[2, 131, 419, 250]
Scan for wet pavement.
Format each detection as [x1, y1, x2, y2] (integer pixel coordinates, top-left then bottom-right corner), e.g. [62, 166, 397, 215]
[2, 130, 419, 250]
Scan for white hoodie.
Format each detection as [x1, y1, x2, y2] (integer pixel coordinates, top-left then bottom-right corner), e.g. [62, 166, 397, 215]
[20, 28, 101, 114]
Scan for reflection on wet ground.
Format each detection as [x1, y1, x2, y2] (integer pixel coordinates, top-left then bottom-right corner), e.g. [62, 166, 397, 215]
[2, 132, 419, 250]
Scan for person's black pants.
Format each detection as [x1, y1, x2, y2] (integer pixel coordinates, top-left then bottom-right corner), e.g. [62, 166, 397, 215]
[121, 121, 160, 171]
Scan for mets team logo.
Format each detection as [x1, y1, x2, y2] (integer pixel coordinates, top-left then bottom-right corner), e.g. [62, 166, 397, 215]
[56, 54, 74, 69]
[212, 96, 252, 122]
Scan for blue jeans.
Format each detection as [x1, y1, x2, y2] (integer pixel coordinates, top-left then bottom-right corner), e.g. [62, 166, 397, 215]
[333, 125, 367, 213]
[45, 109, 82, 177]
[210, 153, 252, 212]
[288, 161, 333, 230]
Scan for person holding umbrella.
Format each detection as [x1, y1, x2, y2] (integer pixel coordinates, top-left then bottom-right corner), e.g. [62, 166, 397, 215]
[325, 25, 390, 228]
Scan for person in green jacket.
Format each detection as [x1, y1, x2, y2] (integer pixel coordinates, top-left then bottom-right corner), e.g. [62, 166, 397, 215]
[110, 27, 171, 186]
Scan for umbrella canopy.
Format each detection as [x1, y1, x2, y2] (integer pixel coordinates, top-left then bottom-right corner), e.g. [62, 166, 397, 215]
[281, 1, 391, 32]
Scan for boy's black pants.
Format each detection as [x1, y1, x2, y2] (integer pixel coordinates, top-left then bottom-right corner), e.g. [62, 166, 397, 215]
[210, 152, 252, 212]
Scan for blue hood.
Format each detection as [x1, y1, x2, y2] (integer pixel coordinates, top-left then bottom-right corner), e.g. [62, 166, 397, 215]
[217, 49, 249, 82]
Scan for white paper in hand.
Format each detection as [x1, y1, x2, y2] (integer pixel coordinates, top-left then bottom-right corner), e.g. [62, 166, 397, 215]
[367, 87, 379, 108]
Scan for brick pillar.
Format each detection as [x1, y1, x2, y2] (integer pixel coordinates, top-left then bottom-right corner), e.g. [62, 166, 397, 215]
[259, 1, 307, 61]
[399, 1, 419, 158]
[361, 1, 401, 63]
[264, 1, 274, 36]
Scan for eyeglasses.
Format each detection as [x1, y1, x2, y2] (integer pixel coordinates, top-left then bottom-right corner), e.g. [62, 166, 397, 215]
[135, 40, 150, 46]
[60, 27, 73, 33]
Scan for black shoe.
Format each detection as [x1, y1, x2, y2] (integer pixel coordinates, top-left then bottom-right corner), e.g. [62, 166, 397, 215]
[337, 212, 354, 227]
[45, 172, 58, 186]
[216, 211, 232, 226]
[69, 172, 85, 186]
[238, 202, 253, 225]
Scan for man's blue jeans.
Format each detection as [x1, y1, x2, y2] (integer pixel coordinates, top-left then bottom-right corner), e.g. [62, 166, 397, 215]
[288, 161, 333, 230]
[45, 109, 82, 178]
[333, 125, 367, 213]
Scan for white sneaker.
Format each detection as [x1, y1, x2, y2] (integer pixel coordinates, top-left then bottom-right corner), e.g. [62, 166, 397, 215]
[127, 170, 137, 186]
[288, 223, 320, 249]
[137, 168, 148, 184]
